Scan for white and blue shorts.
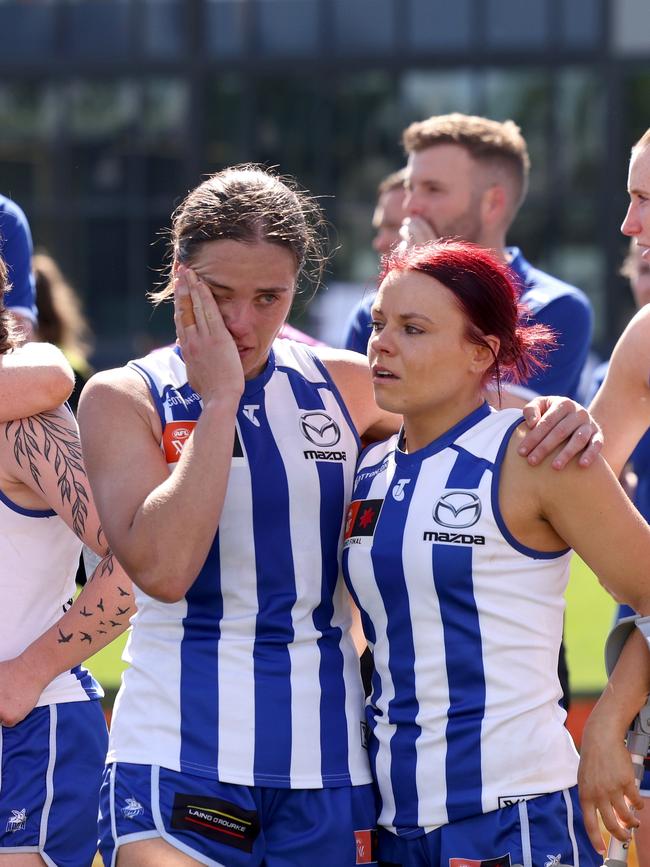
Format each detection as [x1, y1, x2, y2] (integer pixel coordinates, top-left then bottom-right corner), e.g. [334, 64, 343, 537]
[99, 762, 378, 866]
[376, 788, 600, 867]
[0, 699, 108, 866]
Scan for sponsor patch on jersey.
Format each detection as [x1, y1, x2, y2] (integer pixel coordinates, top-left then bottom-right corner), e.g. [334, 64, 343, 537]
[163, 421, 197, 463]
[355, 828, 377, 864]
[433, 490, 482, 528]
[344, 499, 383, 543]
[422, 530, 485, 546]
[303, 448, 347, 462]
[449, 856, 511, 867]
[299, 411, 341, 447]
[171, 793, 260, 853]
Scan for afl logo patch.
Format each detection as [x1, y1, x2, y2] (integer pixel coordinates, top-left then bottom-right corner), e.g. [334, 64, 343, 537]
[299, 411, 341, 448]
[433, 491, 481, 528]
[163, 421, 197, 463]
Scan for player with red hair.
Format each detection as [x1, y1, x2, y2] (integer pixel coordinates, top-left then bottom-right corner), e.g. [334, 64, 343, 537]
[342, 239, 650, 866]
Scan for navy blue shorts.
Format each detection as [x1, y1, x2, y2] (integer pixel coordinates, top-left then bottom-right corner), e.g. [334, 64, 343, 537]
[376, 788, 600, 867]
[0, 700, 108, 867]
[98, 762, 378, 866]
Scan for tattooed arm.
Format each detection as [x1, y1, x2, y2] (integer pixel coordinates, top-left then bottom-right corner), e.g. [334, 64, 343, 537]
[0, 342, 74, 422]
[0, 552, 134, 727]
[2, 403, 106, 551]
[0, 403, 135, 726]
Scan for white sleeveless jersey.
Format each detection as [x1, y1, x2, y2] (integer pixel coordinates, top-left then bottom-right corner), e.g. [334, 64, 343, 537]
[108, 340, 371, 788]
[342, 403, 578, 833]
[0, 490, 102, 705]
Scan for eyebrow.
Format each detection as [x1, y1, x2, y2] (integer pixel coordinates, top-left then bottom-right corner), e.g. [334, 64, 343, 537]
[201, 278, 292, 294]
[371, 306, 434, 324]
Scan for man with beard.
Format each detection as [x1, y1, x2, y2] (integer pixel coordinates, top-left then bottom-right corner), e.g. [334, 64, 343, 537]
[400, 112, 592, 405]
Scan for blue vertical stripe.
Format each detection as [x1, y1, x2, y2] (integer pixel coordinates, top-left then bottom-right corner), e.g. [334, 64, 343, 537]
[285, 368, 351, 783]
[432, 542, 485, 820]
[239, 387, 296, 784]
[180, 533, 223, 773]
[369, 466, 422, 831]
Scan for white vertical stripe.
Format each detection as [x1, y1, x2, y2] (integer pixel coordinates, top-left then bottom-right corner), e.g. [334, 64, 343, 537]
[108, 594, 187, 770]
[406, 458, 455, 828]
[39, 705, 57, 851]
[518, 800, 533, 867]
[562, 788, 580, 866]
[109, 764, 119, 867]
[216, 438, 258, 784]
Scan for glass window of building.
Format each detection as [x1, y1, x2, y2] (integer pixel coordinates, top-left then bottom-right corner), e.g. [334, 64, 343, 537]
[64, 0, 132, 60]
[205, 75, 247, 167]
[205, 0, 247, 58]
[400, 71, 476, 122]
[407, 0, 473, 53]
[333, 0, 394, 55]
[0, 0, 56, 62]
[258, 0, 319, 57]
[485, 0, 548, 48]
[613, 0, 650, 53]
[559, 0, 603, 47]
[142, 0, 187, 59]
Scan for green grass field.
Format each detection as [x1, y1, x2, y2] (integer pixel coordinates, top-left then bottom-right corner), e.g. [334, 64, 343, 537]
[85, 553, 617, 702]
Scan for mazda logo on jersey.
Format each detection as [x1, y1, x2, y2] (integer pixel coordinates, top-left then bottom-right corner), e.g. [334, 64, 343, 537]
[433, 491, 481, 528]
[299, 411, 341, 447]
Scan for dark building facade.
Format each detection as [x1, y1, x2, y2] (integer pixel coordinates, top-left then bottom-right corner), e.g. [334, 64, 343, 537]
[0, 0, 648, 362]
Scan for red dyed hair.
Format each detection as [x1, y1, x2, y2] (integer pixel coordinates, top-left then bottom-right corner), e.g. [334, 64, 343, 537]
[379, 239, 554, 392]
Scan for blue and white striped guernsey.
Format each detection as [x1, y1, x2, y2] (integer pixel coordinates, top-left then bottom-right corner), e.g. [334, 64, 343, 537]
[107, 340, 371, 789]
[342, 403, 579, 835]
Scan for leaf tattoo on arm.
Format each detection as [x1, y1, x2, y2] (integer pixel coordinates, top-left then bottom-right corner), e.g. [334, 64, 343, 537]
[6, 413, 90, 537]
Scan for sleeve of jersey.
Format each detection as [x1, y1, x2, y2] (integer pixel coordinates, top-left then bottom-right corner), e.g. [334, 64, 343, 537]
[523, 293, 593, 400]
[0, 206, 37, 322]
[342, 300, 372, 355]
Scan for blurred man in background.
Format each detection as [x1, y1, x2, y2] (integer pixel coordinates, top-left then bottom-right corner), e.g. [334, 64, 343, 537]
[342, 169, 406, 353]
[400, 113, 593, 406]
[0, 193, 38, 340]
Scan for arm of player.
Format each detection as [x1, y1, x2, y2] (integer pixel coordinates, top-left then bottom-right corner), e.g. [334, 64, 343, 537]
[578, 628, 649, 852]
[530, 450, 650, 615]
[3, 403, 107, 556]
[0, 552, 134, 728]
[590, 305, 650, 478]
[0, 342, 74, 421]
[79, 271, 244, 602]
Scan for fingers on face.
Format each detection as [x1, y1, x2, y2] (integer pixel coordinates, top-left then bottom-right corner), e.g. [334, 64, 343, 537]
[188, 276, 215, 335]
